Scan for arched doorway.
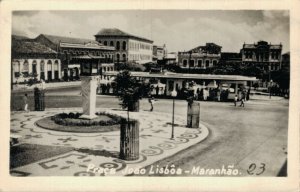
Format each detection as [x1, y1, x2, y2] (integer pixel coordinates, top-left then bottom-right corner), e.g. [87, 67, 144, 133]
[40, 60, 45, 80]
[32, 60, 37, 75]
[23, 60, 29, 77]
[122, 54, 126, 62]
[54, 60, 59, 80]
[47, 60, 52, 81]
[116, 53, 120, 63]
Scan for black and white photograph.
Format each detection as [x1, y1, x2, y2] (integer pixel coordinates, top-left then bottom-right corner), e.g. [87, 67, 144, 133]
[1, 0, 299, 191]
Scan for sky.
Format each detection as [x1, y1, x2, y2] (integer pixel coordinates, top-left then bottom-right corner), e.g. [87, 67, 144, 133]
[12, 10, 290, 53]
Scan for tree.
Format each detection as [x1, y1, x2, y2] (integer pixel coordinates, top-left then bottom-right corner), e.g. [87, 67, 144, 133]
[115, 70, 146, 119]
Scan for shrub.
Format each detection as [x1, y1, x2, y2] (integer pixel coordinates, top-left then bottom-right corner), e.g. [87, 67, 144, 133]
[51, 112, 122, 127]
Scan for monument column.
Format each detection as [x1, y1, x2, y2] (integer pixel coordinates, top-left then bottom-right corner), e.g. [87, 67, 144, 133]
[80, 75, 98, 119]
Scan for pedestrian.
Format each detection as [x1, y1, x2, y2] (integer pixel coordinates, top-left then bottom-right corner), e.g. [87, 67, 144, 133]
[240, 96, 245, 107]
[234, 94, 238, 107]
[40, 79, 46, 90]
[23, 93, 29, 112]
[148, 95, 155, 111]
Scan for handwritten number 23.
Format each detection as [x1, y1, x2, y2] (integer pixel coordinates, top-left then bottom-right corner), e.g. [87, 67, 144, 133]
[247, 163, 266, 175]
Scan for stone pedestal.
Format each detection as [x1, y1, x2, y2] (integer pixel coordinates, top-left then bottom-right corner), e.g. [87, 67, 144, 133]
[80, 76, 98, 119]
[120, 120, 139, 161]
[187, 102, 200, 128]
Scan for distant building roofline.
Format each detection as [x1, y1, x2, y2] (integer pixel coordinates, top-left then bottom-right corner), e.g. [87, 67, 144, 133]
[95, 28, 153, 43]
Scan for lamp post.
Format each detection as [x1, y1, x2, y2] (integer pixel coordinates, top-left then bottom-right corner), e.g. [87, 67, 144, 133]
[171, 89, 177, 140]
[268, 65, 272, 99]
[269, 79, 273, 99]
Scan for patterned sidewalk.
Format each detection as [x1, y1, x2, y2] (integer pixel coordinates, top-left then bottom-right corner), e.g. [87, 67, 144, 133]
[10, 108, 209, 176]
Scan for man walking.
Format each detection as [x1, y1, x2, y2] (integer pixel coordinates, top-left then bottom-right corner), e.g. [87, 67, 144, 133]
[23, 93, 29, 112]
[148, 95, 154, 112]
[234, 94, 238, 107]
[240, 96, 245, 107]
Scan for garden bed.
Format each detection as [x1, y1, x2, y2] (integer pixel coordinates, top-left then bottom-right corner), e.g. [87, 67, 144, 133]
[35, 112, 123, 133]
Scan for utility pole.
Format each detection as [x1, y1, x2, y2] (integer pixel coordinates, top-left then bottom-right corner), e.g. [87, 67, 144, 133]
[188, 51, 192, 73]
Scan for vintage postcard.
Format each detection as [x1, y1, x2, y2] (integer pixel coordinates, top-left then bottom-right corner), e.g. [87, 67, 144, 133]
[0, 0, 299, 191]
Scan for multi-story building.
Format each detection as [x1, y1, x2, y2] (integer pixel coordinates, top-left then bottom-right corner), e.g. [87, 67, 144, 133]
[281, 52, 290, 71]
[178, 43, 222, 69]
[153, 44, 167, 63]
[219, 52, 242, 66]
[35, 34, 115, 80]
[94, 28, 153, 64]
[241, 41, 282, 71]
[12, 35, 61, 83]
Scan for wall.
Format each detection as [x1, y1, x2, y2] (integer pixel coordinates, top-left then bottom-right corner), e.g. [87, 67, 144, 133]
[12, 58, 62, 83]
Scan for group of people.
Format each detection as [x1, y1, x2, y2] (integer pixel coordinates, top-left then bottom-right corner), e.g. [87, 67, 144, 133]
[21, 80, 46, 112]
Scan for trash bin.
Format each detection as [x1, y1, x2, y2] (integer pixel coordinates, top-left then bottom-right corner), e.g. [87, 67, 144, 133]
[120, 119, 139, 160]
[187, 102, 200, 128]
[34, 87, 45, 111]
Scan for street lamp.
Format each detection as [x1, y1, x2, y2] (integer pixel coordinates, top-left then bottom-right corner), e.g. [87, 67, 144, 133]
[269, 79, 273, 99]
[170, 89, 177, 140]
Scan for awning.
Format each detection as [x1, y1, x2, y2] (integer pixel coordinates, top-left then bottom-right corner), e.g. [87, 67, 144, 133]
[207, 80, 218, 88]
[72, 55, 105, 59]
[68, 64, 80, 69]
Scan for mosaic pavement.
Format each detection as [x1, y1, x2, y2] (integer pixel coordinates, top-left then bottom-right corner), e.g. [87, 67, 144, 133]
[10, 108, 209, 176]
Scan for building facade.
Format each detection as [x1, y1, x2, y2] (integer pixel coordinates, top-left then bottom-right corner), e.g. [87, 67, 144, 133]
[219, 52, 242, 66]
[94, 28, 153, 64]
[241, 41, 282, 71]
[12, 36, 62, 83]
[281, 52, 290, 71]
[153, 44, 167, 63]
[178, 43, 222, 69]
[35, 34, 115, 81]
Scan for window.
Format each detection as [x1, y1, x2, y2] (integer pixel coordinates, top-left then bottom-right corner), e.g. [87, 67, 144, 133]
[205, 60, 210, 67]
[13, 61, 21, 77]
[190, 60, 195, 67]
[183, 60, 187, 67]
[23, 60, 29, 72]
[116, 53, 120, 62]
[22, 60, 29, 77]
[197, 60, 202, 67]
[122, 54, 126, 62]
[104, 41, 107, 46]
[32, 60, 37, 74]
[47, 60, 52, 71]
[54, 60, 59, 71]
[116, 41, 120, 50]
[122, 41, 127, 50]
[213, 60, 217, 66]
[110, 41, 114, 46]
[14, 61, 20, 72]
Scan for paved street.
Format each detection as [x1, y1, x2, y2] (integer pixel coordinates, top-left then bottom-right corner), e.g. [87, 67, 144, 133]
[11, 87, 289, 176]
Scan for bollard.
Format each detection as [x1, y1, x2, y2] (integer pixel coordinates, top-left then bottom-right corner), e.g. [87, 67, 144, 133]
[34, 88, 45, 111]
[120, 119, 139, 160]
[187, 102, 200, 128]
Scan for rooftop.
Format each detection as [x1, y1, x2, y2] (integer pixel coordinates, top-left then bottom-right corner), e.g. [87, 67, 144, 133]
[243, 41, 282, 49]
[12, 35, 30, 41]
[36, 34, 101, 46]
[12, 39, 57, 54]
[95, 28, 153, 43]
[59, 42, 115, 51]
[103, 71, 257, 82]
